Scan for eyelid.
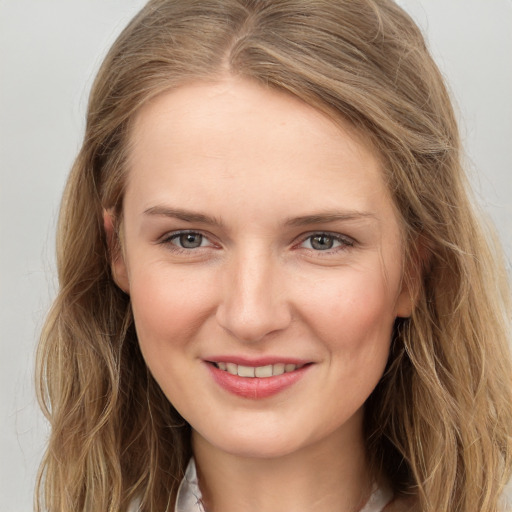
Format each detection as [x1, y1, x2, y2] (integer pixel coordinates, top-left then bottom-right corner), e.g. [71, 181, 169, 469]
[296, 231, 356, 251]
[156, 229, 355, 254]
[159, 229, 218, 249]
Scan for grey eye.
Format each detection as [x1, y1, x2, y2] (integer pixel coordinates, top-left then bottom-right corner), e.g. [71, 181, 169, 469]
[175, 233, 204, 249]
[309, 234, 336, 250]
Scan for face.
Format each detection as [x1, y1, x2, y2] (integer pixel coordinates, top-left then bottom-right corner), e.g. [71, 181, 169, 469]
[112, 77, 412, 460]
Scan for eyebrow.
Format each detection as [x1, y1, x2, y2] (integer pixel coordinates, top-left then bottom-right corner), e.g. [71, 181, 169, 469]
[143, 205, 225, 227]
[284, 211, 377, 227]
[143, 205, 375, 228]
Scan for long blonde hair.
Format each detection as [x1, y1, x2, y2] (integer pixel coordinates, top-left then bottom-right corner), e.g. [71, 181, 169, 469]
[36, 1, 512, 510]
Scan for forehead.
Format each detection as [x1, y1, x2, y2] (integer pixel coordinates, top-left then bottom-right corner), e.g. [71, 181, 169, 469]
[125, 77, 394, 222]
[129, 77, 380, 162]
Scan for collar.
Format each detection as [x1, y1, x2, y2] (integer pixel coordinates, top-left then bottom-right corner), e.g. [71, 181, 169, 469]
[174, 458, 393, 512]
[175, 458, 205, 512]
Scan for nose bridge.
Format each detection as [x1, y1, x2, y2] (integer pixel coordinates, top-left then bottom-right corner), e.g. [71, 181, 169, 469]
[216, 245, 291, 342]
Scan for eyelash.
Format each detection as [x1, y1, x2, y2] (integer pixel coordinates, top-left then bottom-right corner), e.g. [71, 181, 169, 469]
[298, 232, 355, 253]
[159, 230, 215, 254]
[158, 230, 355, 255]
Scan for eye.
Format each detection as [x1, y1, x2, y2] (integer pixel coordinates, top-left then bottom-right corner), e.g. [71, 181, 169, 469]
[301, 233, 353, 251]
[163, 231, 212, 250]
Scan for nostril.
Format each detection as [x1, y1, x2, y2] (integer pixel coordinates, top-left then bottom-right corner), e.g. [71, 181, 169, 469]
[215, 299, 292, 344]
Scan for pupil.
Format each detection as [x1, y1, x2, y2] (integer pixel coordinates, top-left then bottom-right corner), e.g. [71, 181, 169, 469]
[180, 233, 202, 248]
[311, 235, 333, 250]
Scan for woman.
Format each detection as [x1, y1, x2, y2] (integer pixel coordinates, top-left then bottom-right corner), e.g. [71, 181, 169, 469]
[36, 0, 512, 511]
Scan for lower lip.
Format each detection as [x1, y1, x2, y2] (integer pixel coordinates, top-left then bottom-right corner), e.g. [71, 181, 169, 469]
[206, 363, 311, 399]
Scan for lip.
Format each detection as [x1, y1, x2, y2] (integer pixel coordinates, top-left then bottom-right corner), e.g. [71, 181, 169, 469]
[206, 355, 311, 367]
[205, 357, 312, 399]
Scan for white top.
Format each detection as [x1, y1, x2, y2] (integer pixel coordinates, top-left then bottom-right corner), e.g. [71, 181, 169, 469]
[174, 459, 394, 512]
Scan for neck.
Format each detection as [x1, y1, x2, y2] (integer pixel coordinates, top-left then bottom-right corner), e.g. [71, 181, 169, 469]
[191, 412, 374, 512]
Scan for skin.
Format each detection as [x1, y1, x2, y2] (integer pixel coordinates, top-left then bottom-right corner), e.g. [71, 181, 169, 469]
[109, 77, 413, 512]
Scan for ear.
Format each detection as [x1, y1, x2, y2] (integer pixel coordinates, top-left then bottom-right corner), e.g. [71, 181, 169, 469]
[103, 209, 130, 294]
[395, 276, 416, 319]
[395, 237, 428, 318]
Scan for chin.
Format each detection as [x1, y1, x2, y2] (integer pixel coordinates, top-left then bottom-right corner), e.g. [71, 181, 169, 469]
[215, 439, 303, 460]
[193, 419, 327, 461]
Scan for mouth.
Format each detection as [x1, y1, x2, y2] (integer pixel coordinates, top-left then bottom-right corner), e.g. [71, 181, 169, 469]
[205, 358, 312, 399]
[210, 361, 306, 378]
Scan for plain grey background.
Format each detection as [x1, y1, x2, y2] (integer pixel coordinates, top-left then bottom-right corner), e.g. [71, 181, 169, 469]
[1, 1, 511, 510]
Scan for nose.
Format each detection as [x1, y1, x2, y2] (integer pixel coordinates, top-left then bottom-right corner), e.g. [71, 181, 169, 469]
[215, 249, 292, 343]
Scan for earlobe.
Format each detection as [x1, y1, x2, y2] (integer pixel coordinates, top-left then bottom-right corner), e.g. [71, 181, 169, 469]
[103, 209, 130, 294]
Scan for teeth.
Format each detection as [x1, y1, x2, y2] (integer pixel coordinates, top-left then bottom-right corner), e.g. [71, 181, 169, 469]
[237, 365, 255, 377]
[215, 362, 300, 378]
[226, 362, 238, 375]
[255, 365, 273, 378]
[273, 363, 285, 376]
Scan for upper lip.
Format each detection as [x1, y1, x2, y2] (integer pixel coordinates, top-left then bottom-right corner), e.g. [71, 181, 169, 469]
[204, 356, 312, 366]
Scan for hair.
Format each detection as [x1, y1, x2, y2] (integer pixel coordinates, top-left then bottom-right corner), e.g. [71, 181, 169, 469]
[36, 1, 512, 511]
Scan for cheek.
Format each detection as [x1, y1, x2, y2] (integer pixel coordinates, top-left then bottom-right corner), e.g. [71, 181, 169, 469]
[128, 263, 216, 350]
[127, 265, 218, 411]
[297, 265, 397, 354]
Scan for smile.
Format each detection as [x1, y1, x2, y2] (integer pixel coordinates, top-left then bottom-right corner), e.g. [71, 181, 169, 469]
[213, 362, 304, 378]
[206, 359, 312, 399]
